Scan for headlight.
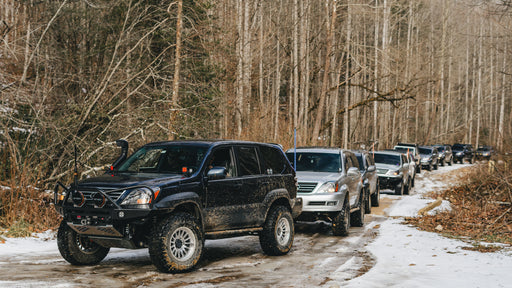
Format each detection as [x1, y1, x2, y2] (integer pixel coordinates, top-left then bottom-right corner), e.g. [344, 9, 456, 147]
[386, 170, 400, 176]
[121, 187, 158, 206]
[456, 152, 463, 156]
[317, 182, 338, 193]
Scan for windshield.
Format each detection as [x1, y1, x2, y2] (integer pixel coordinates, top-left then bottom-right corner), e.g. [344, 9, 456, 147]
[418, 147, 432, 154]
[287, 152, 341, 172]
[452, 144, 464, 150]
[118, 145, 208, 174]
[395, 146, 415, 154]
[373, 153, 401, 166]
[477, 147, 490, 151]
[434, 146, 445, 152]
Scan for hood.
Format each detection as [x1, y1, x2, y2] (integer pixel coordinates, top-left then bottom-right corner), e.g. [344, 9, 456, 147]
[78, 172, 184, 189]
[295, 171, 343, 183]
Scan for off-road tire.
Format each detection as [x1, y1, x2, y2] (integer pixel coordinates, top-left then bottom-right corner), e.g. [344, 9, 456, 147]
[371, 184, 380, 207]
[404, 179, 411, 195]
[149, 212, 204, 273]
[57, 220, 110, 265]
[395, 182, 404, 195]
[259, 205, 294, 256]
[434, 163, 438, 170]
[448, 158, 453, 166]
[332, 198, 350, 236]
[364, 188, 372, 214]
[351, 191, 365, 227]
[411, 175, 415, 188]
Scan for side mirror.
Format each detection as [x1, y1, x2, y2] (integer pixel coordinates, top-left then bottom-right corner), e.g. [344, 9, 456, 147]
[207, 167, 227, 180]
[347, 167, 359, 177]
[367, 165, 376, 172]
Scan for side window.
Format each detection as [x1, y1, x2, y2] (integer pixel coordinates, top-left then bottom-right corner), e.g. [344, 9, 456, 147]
[351, 155, 360, 169]
[345, 154, 353, 169]
[208, 147, 236, 177]
[260, 146, 291, 175]
[367, 153, 375, 166]
[365, 156, 370, 169]
[236, 146, 262, 176]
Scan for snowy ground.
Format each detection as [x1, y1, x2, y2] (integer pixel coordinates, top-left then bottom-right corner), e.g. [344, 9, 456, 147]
[0, 163, 511, 287]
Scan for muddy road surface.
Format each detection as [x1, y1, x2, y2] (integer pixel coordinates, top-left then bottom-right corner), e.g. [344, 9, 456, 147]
[1, 171, 441, 288]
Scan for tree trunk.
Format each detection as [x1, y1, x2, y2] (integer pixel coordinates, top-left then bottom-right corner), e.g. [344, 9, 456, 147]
[168, 0, 183, 140]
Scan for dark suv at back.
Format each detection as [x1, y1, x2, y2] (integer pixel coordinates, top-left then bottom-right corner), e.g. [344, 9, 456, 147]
[452, 143, 475, 164]
[54, 140, 301, 273]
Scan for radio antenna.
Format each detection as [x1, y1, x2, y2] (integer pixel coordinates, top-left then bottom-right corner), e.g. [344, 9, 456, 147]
[74, 144, 78, 188]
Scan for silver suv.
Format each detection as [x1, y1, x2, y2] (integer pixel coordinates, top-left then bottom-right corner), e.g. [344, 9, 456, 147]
[286, 148, 365, 236]
[372, 150, 411, 195]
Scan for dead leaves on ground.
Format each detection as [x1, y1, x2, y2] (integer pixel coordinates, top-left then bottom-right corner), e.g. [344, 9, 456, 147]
[406, 163, 512, 248]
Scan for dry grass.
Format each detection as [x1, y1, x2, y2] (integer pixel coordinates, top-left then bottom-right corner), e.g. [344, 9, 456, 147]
[0, 164, 61, 237]
[406, 160, 512, 248]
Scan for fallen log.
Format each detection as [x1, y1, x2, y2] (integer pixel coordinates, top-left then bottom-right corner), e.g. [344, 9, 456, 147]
[418, 197, 443, 216]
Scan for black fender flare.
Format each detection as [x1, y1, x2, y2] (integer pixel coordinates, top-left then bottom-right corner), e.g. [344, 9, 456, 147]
[261, 188, 294, 218]
[152, 192, 205, 230]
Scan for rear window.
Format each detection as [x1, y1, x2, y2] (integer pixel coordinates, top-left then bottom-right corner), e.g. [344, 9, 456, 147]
[260, 146, 292, 174]
[236, 146, 261, 176]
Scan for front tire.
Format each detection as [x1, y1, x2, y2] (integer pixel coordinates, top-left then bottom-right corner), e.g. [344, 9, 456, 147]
[395, 182, 404, 196]
[364, 188, 372, 214]
[259, 205, 294, 256]
[351, 191, 365, 227]
[371, 183, 380, 207]
[332, 198, 350, 236]
[57, 220, 110, 265]
[149, 213, 204, 273]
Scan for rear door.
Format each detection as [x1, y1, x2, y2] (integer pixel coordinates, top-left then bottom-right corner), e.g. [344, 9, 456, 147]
[235, 145, 266, 227]
[204, 145, 245, 231]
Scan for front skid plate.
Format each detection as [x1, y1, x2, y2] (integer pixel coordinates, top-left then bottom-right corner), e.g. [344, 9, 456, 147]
[68, 223, 123, 237]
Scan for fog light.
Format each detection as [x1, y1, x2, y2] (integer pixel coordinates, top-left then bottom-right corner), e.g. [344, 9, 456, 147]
[326, 201, 338, 206]
[92, 192, 106, 208]
[119, 211, 125, 218]
[72, 191, 85, 207]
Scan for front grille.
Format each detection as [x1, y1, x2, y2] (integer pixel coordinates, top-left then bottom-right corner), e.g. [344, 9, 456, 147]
[298, 182, 317, 193]
[76, 188, 126, 208]
[79, 188, 125, 202]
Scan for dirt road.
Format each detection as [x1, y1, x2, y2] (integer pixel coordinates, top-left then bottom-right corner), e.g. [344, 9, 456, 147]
[1, 172, 439, 287]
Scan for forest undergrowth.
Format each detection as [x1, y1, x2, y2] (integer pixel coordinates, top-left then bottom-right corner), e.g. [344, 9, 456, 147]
[0, 163, 60, 239]
[406, 159, 512, 251]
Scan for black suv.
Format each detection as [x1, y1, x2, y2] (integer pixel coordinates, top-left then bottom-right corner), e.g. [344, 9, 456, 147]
[452, 143, 475, 164]
[54, 140, 301, 273]
[476, 145, 495, 160]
